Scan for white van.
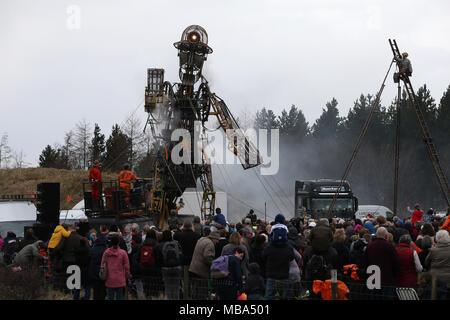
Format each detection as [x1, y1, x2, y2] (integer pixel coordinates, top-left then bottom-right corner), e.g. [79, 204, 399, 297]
[0, 200, 37, 237]
[355, 205, 394, 220]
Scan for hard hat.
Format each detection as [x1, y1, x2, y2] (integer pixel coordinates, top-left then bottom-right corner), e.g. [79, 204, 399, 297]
[402, 52, 408, 57]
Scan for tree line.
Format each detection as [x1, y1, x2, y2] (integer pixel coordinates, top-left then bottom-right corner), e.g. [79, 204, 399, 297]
[250, 84, 449, 211]
[38, 114, 153, 173]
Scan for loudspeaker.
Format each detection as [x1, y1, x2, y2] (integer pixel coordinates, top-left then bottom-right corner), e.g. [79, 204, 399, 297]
[36, 182, 60, 225]
[84, 191, 93, 210]
[32, 223, 54, 242]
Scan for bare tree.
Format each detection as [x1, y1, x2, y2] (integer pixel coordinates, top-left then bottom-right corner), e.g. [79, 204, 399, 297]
[236, 108, 256, 130]
[74, 119, 92, 169]
[12, 150, 29, 168]
[0, 133, 12, 168]
[63, 130, 78, 169]
[123, 113, 145, 169]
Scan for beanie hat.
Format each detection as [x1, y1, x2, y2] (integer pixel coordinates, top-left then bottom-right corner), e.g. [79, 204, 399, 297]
[275, 214, 285, 224]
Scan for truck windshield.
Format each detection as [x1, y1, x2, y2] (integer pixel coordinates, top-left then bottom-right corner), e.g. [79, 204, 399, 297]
[311, 198, 353, 213]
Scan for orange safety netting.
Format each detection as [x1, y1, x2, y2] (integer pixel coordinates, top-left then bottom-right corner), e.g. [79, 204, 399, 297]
[343, 264, 360, 281]
[313, 279, 350, 300]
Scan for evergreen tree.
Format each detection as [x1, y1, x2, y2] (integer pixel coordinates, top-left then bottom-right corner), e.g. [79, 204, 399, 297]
[103, 124, 132, 172]
[90, 123, 106, 164]
[38, 145, 70, 169]
[278, 104, 309, 139]
[254, 108, 280, 130]
[39, 145, 59, 168]
[312, 98, 341, 140]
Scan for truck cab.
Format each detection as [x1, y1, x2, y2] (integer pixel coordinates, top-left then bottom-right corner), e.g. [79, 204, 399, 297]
[295, 179, 358, 220]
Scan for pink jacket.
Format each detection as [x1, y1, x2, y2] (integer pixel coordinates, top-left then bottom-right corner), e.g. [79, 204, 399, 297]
[101, 246, 130, 288]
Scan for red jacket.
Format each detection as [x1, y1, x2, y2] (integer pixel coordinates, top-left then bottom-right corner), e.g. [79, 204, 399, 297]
[396, 243, 418, 288]
[411, 210, 423, 227]
[89, 167, 102, 183]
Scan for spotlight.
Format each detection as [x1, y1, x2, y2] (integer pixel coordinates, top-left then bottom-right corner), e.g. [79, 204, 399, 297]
[188, 32, 200, 44]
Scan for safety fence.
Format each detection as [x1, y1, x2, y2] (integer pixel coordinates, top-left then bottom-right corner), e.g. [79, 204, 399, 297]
[1, 262, 444, 300]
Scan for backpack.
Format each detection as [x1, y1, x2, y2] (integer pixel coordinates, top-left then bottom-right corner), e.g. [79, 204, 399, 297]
[210, 255, 230, 279]
[305, 254, 331, 281]
[270, 226, 288, 245]
[161, 241, 181, 267]
[140, 245, 156, 267]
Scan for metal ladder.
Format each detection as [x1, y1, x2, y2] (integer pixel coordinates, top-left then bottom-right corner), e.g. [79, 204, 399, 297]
[389, 39, 450, 206]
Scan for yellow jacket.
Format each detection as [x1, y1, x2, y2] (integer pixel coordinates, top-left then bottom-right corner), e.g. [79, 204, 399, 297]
[48, 225, 71, 249]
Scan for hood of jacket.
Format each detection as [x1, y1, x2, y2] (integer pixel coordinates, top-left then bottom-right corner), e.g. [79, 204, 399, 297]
[104, 246, 122, 258]
[53, 225, 67, 233]
[25, 240, 42, 251]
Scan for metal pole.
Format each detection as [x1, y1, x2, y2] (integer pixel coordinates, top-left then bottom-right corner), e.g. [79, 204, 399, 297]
[394, 81, 401, 216]
[331, 269, 338, 300]
[264, 202, 267, 223]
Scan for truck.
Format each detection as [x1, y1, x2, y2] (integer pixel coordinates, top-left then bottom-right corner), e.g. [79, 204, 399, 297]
[295, 179, 358, 220]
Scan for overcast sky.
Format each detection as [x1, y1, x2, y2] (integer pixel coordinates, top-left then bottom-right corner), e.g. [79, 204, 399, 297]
[1, 0, 449, 168]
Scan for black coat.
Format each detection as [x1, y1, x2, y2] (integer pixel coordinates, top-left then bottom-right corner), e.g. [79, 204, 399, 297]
[88, 236, 107, 281]
[131, 240, 160, 277]
[310, 225, 333, 253]
[173, 229, 201, 266]
[244, 263, 265, 295]
[301, 245, 339, 279]
[215, 238, 229, 259]
[331, 241, 350, 270]
[56, 232, 82, 265]
[249, 243, 267, 277]
[75, 245, 90, 286]
[262, 243, 295, 280]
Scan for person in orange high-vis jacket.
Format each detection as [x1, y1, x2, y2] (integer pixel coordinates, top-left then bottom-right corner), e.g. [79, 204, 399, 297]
[89, 160, 103, 202]
[118, 163, 137, 205]
[440, 208, 450, 232]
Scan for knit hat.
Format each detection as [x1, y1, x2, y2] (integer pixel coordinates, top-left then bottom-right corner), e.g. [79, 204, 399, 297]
[275, 214, 285, 224]
[208, 231, 221, 240]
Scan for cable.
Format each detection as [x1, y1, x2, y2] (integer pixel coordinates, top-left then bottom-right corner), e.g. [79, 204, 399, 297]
[251, 168, 283, 213]
[260, 174, 292, 214]
[268, 175, 295, 208]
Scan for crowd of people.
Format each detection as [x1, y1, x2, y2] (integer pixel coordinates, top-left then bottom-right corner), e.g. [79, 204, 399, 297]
[1, 203, 450, 300]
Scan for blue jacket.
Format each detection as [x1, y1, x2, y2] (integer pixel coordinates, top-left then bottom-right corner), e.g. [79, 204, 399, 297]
[213, 213, 227, 227]
[364, 222, 375, 235]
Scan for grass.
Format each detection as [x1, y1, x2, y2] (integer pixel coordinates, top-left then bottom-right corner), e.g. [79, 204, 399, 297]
[0, 168, 117, 210]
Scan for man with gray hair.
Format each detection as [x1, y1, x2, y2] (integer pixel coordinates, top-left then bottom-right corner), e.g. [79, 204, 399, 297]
[363, 227, 400, 299]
